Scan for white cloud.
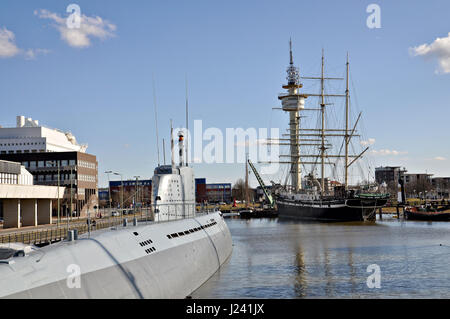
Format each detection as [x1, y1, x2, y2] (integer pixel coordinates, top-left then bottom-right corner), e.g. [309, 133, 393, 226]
[433, 156, 446, 161]
[24, 48, 51, 60]
[34, 9, 116, 48]
[370, 149, 407, 156]
[360, 138, 376, 147]
[0, 27, 50, 60]
[0, 27, 20, 58]
[410, 32, 450, 74]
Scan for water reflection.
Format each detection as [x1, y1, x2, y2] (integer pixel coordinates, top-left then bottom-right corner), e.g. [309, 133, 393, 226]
[348, 247, 357, 295]
[293, 248, 306, 297]
[191, 216, 450, 298]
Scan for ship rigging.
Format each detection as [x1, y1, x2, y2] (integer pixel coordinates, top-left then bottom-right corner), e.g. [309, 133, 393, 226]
[265, 41, 370, 193]
[264, 40, 389, 221]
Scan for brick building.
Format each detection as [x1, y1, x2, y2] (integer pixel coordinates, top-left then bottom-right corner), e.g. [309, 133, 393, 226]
[206, 183, 232, 203]
[0, 152, 98, 217]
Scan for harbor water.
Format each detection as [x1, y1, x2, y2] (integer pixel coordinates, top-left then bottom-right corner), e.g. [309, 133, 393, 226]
[191, 215, 450, 298]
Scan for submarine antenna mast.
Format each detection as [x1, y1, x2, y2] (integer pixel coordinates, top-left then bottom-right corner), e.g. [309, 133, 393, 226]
[152, 75, 161, 166]
[185, 75, 189, 167]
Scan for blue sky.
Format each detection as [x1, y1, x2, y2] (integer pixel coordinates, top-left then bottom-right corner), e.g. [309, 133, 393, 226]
[1, 0, 449, 187]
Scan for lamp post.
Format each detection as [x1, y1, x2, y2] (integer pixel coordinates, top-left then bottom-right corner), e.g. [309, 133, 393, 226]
[57, 161, 60, 227]
[49, 160, 61, 227]
[105, 171, 113, 214]
[113, 172, 123, 218]
[68, 166, 72, 231]
[133, 175, 140, 217]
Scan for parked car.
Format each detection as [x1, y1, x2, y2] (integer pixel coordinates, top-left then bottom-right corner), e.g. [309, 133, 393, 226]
[111, 211, 119, 217]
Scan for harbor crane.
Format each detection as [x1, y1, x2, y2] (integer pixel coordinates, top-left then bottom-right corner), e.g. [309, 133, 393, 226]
[247, 159, 275, 209]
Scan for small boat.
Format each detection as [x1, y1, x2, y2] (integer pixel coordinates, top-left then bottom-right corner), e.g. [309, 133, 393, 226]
[404, 206, 450, 221]
[239, 209, 254, 219]
[221, 211, 240, 218]
[239, 208, 278, 219]
[253, 208, 278, 218]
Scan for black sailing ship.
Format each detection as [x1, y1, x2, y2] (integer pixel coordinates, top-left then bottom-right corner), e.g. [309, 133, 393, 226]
[269, 41, 389, 221]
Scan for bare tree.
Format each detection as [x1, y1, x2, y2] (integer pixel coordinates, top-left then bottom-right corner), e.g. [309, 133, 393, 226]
[405, 179, 432, 198]
[386, 181, 398, 200]
[232, 178, 245, 201]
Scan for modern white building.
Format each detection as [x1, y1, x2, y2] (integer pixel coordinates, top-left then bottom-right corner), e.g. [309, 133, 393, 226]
[0, 160, 64, 228]
[0, 116, 87, 154]
[0, 159, 33, 185]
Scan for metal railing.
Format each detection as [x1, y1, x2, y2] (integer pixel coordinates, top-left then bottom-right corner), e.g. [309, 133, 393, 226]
[0, 213, 150, 245]
[0, 205, 221, 245]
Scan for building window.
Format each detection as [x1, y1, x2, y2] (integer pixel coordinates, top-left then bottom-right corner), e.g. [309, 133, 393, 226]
[46, 161, 55, 167]
[38, 161, 44, 168]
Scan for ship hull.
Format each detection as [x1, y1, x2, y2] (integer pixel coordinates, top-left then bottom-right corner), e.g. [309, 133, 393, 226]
[0, 212, 232, 299]
[276, 198, 388, 222]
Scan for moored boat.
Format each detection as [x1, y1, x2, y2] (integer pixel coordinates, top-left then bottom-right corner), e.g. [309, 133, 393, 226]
[405, 206, 450, 221]
[239, 209, 254, 219]
[268, 41, 389, 222]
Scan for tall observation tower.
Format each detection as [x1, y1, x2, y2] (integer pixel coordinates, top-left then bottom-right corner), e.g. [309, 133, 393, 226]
[277, 40, 307, 191]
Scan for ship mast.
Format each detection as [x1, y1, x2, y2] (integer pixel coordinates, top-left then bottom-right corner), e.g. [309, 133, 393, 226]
[320, 50, 326, 194]
[277, 39, 307, 191]
[245, 153, 249, 207]
[263, 43, 369, 194]
[344, 53, 349, 187]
